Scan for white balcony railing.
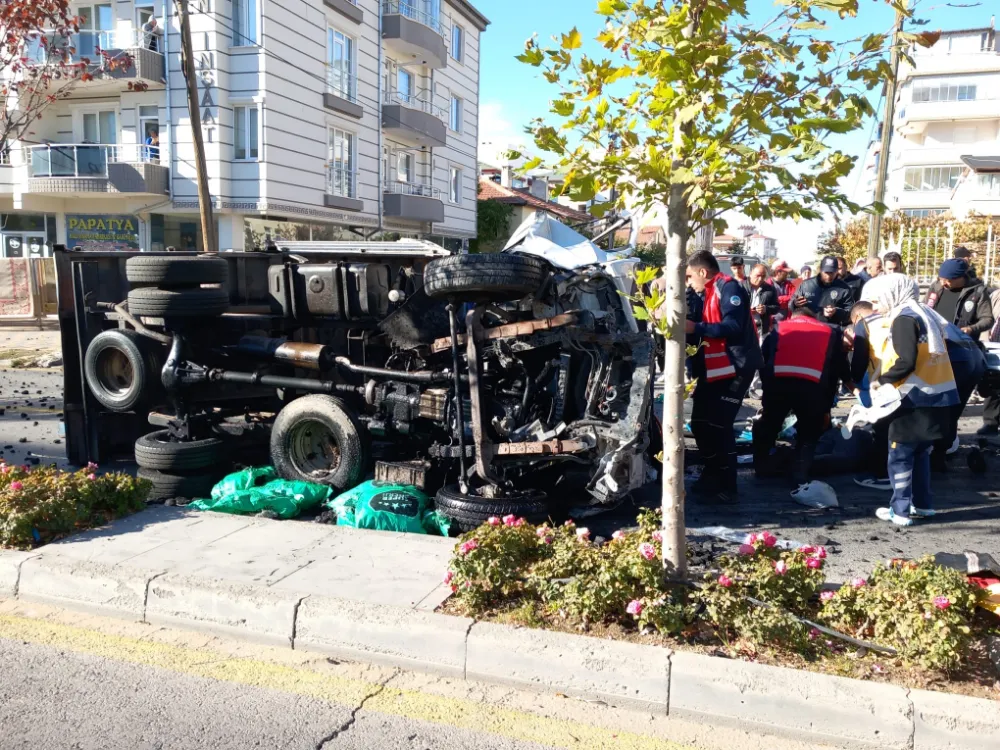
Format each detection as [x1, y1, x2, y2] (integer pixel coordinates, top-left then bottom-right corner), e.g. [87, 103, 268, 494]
[382, 1, 443, 35]
[327, 165, 358, 199]
[23, 28, 161, 66]
[28, 143, 162, 179]
[326, 64, 356, 103]
[385, 179, 440, 198]
[383, 88, 447, 121]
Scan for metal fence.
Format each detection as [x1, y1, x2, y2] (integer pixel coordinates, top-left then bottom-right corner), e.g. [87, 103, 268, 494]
[880, 223, 1000, 287]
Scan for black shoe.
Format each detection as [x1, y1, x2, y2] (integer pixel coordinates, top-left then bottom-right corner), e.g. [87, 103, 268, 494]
[968, 448, 987, 474]
[690, 471, 719, 495]
[977, 423, 999, 437]
[930, 454, 948, 473]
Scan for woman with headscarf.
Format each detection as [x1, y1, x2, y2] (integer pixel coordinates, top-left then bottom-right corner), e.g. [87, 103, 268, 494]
[857, 274, 959, 526]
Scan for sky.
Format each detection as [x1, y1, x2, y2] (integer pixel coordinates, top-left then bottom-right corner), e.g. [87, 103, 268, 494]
[472, 0, 992, 267]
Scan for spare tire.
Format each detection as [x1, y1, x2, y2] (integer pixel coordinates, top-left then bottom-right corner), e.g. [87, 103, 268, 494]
[423, 253, 549, 302]
[127, 287, 230, 317]
[83, 330, 155, 413]
[270, 395, 368, 491]
[434, 484, 551, 532]
[134, 430, 227, 472]
[137, 468, 218, 502]
[126, 256, 229, 286]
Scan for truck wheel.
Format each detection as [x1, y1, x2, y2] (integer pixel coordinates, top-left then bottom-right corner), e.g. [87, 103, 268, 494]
[270, 395, 368, 491]
[134, 430, 227, 472]
[434, 485, 551, 532]
[127, 287, 230, 317]
[423, 253, 549, 302]
[137, 468, 217, 502]
[126, 256, 229, 286]
[83, 330, 152, 413]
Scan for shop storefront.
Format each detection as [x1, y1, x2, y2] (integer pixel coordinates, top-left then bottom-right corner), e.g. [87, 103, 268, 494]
[0, 213, 57, 258]
[66, 214, 140, 251]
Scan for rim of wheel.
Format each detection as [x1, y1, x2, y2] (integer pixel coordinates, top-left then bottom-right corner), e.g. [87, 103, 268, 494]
[288, 419, 341, 479]
[95, 347, 134, 397]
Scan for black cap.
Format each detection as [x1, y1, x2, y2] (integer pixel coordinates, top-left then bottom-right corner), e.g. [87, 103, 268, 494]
[954, 246, 972, 259]
[819, 256, 838, 273]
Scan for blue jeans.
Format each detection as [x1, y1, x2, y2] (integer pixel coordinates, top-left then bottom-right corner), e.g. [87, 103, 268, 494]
[888, 441, 932, 517]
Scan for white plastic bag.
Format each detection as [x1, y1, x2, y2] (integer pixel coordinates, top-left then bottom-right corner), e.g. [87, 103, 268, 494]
[790, 481, 839, 509]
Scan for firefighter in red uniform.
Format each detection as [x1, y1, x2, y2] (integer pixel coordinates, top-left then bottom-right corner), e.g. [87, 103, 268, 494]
[752, 306, 849, 486]
[685, 251, 763, 503]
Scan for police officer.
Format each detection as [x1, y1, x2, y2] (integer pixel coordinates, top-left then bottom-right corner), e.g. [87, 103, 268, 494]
[753, 307, 848, 486]
[685, 251, 763, 502]
[793, 256, 855, 325]
[925, 258, 993, 339]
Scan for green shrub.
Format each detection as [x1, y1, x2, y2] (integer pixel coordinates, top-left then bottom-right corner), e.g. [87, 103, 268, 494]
[0, 463, 150, 549]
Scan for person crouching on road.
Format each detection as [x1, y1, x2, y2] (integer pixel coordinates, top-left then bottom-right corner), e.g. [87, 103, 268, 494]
[753, 307, 848, 486]
[685, 251, 763, 503]
[862, 275, 959, 527]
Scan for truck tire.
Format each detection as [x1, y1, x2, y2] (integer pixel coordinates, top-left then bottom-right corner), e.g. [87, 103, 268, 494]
[423, 253, 549, 302]
[127, 287, 230, 317]
[434, 484, 551, 532]
[83, 330, 153, 413]
[126, 256, 229, 286]
[270, 395, 368, 490]
[134, 430, 227, 472]
[138, 468, 217, 502]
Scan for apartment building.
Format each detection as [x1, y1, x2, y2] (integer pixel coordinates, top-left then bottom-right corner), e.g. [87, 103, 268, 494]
[857, 21, 1000, 219]
[0, 0, 487, 256]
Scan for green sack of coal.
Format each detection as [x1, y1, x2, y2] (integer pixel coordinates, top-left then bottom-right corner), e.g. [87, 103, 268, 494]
[209, 466, 278, 500]
[191, 473, 331, 519]
[327, 480, 449, 535]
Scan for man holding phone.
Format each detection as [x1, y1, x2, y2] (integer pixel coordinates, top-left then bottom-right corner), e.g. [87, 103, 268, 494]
[793, 256, 854, 325]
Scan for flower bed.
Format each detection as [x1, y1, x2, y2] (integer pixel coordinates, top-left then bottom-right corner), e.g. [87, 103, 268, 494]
[0, 463, 150, 550]
[444, 510, 999, 694]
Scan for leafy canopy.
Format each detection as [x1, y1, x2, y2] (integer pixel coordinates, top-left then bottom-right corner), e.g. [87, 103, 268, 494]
[517, 0, 936, 236]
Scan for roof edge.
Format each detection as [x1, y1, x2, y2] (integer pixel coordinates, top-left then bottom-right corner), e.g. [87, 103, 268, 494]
[448, 0, 490, 31]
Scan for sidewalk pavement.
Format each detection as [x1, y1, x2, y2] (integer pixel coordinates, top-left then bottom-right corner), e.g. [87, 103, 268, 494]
[2, 507, 999, 749]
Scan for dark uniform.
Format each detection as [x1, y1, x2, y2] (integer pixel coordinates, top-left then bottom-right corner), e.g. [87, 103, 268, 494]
[689, 274, 763, 499]
[795, 276, 855, 325]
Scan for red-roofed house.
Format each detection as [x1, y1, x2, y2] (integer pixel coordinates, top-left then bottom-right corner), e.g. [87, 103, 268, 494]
[478, 178, 593, 225]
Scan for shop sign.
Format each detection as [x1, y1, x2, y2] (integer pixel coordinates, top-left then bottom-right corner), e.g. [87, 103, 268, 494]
[67, 215, 140, 251]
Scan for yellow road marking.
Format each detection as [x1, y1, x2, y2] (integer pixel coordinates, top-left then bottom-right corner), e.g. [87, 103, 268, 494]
[0, 614, 692, 750]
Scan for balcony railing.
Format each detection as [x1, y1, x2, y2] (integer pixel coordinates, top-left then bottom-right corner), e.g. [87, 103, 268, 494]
[326, 64, 356, 103]
[327, 165, 358, 199]
[385, 179, 440, 198]
[24, 28, 161, 65]
[382, 1, 442, 34]
[29, 143, 162, 179]
[383, 88, 447, 120]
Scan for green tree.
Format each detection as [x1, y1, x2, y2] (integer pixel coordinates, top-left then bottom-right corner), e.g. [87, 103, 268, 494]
[518, 0, 933, 575]
[471, 195, 515, 253]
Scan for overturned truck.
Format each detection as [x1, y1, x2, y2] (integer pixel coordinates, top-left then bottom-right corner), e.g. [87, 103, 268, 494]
[59, 230, 654, 529]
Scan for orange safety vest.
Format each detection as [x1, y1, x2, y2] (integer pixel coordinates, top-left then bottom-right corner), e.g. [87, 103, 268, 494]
[703, 273, 736, 382]
[772, 314, 834, 383]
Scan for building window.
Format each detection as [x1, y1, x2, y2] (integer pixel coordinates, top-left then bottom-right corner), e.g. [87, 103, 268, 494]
[449, 96, 462, 133]
[233, 105, 259, 161]
[978, 174, 1000, 198]
[328, 128, 356, 198]
[327, 28, 356, 102]
[901, 208, 947, 219]
[397, 152, 413, 183]
[903, 165, 964, 192]
[233, 0, 257, 46]
[912, 81, 977, 103]
[449, 166, 462, 204]
[451, 24, 464, 62]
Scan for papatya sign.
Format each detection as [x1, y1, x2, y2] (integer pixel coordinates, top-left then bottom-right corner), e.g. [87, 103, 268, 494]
[67, 214, 140, 250]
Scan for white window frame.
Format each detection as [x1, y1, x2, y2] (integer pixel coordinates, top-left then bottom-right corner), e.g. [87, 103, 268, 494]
[233, 0, 258, 47]
[327, 27, 357, 102]
[233, 104, 260, 162]
[451, 24, 464, 62]
[74, 105, 120, 144]
[397, 151, 414, 183]
[902, 165, 964, 192]
[328, 126, 357, 198]
[449, 96, 463, 133]
[449, 165, 462, 204]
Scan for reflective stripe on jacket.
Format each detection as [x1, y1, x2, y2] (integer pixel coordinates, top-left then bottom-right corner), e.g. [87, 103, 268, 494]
[772, 315, 836, 383]
[868, 309, 959, 409]
[703, 273, 736, 382]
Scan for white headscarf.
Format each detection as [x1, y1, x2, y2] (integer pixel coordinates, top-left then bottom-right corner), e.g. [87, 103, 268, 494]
[862, 274, 947, 359]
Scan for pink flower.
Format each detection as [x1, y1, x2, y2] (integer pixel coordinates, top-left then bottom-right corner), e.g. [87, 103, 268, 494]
[458, 539, 479, 556]
[87, 473, 96, 481]
[541, 535, 553, 545]
[536, 526, 550, 538]
[87, 461, 98, 469]
[806, 557, 823, 570]
[651, 530, 663, 543]
[808, 628, 821, 641]
[799, 545, 817, 555]
[502, 514, 518, 527]
[563, 519, 576, 528]
[487, 516, 501, 527]
[576, 527, 590, 542]
[626, 600, 644, 616]
[933, 596, 951, 611]
[444, 571, 454, 585]
[820, 591, 836, 602]
[813, 546, 827, 560]
[718, 574, 733, 588]
[774, 560, 788, 576]
[0, 465, 9, 475]
[924, 611, 933, 620]
[761, 531, 778, 548]
[638, 542, 657, 561]
[850, 577, 867, 589]
[612, 530, 626, 541]
[745, 533, 760, 545]
[738, 543, 756, 556]
[10, 481, 23, 491]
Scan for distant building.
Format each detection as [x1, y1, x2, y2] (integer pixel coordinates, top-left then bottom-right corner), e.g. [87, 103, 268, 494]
[745, 233, 778, 261]
[712, 233, 742, 251]
[478, 177, 591, 234]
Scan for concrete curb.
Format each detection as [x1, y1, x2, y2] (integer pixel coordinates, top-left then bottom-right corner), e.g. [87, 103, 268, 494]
[8, 553, 1000, 749]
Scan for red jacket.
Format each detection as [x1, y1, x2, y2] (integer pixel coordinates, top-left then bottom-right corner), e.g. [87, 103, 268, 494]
[771, 315, 838, 384]
[703, 273, 737, 382]
[774, 279, 796, 315]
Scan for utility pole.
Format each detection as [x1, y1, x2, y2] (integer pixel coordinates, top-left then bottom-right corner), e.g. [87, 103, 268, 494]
[867, 9, 905, 259]
[177, 0, 216, 254]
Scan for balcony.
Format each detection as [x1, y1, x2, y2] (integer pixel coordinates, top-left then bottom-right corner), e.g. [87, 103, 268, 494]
[382, 89, 447, 148]
[26, 144, 169, 196]
[381, 1, 447, 69]
[897, 97, 1000, 135]
[23, 29, 166, 91]
[323, 65, 363, 119]
[0, 148, 14, 193]
[900, 50, 1000, 80]
[324, 166, 363, 212]
[383, 180, 444, 222]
